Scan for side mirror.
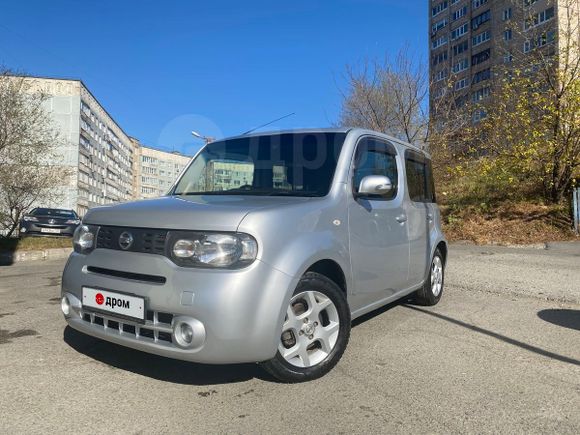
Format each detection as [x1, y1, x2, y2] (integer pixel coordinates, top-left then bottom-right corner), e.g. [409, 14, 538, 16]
[357, 175, 393, 197]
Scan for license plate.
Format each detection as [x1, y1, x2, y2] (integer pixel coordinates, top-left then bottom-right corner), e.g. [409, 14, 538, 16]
[82, 287, 145, 321]
[41, 228, 61, 234]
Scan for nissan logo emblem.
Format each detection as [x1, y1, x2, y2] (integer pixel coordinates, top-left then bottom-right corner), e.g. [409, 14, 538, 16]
[118, 232, 134, 250]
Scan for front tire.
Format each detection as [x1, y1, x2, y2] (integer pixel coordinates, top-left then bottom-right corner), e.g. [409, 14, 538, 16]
[260, 272, 351, 383]
[413, 248, 445, 306]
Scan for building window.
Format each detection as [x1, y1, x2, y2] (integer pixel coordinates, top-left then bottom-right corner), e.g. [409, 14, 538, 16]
[432, 1, 449, 17]
[453, 40, 469, 56]
[452, 58, 469, 74]
[473, 109, 487, 122]
[504, 29, 513, 41]
[472, 48, 491, 66]
[503, 8, 512, 21]
[473, 0, 488, 9]
[452, 6, 467, 21]
[434, 69, 449, 82]
[432, 35, 448, 49]
[451, 23, 469, 40]
[472, 86, 491, 102]
[432, 50, 449, 66]
[472, 10, 491, 30]
[454, 77, 470, 91]
[432, 18, 448, 33]
[524, 7, 555, 30]
[523, 0, 539, 6]
[432, 87, 447, 99]
[472, 68, 491, 84]
[473, 30, 491, 47]
[524, 30, 556, 52]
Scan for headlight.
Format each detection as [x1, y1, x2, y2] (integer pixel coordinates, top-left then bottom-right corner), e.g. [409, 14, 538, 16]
[65, 219, 81, 225]
[23, 216, 38, 222]
[73, 225, 97, 254]
[168, 232, 258, 268]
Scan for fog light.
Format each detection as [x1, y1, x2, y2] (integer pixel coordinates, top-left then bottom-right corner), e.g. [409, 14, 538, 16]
[172, 316, 206, 349]
[180, 323, 193, 344]
[20, 227, 26, 233]
[61, 296, 71, 316]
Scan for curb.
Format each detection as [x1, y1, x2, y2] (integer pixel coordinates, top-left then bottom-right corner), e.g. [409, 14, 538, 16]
[0, 247, 72, 264]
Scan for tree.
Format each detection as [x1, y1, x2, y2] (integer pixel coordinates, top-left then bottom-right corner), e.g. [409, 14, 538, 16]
[0, 70, 69, 237]
[338, 48, 472, 154]
[471, 0, 580, 203]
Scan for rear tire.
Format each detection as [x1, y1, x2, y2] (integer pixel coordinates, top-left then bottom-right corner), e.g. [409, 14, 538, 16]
[260, 272, 351, 383]
[413, 248, 445, 306]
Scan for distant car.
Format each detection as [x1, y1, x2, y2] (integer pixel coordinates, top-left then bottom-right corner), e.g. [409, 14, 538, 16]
[20, 208, 81, 237]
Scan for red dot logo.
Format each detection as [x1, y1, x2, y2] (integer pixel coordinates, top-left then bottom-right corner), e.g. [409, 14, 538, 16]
[95, 293, 104, 305]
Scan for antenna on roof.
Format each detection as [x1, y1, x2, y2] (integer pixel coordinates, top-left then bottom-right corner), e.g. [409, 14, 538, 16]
[242, 112, 295, 135]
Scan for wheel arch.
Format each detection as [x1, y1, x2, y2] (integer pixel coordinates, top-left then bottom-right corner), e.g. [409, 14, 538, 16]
[305, 259, 347, 295]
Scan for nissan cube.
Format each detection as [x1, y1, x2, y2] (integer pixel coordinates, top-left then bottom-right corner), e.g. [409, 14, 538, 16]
[61, 128, 447, 382]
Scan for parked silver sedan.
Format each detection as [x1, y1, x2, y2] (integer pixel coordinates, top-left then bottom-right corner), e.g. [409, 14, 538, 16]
[61, 128, 447, 382]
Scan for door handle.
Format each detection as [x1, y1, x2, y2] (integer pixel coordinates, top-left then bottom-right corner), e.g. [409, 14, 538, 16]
[395, 214, 407, 223]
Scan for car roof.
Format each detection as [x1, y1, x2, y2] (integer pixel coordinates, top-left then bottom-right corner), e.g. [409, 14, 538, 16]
[219, 127, 428, 157]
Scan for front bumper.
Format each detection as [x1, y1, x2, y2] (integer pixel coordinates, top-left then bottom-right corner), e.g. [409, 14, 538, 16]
[21, 222, 77, 237]
[61, 249, 297, 364]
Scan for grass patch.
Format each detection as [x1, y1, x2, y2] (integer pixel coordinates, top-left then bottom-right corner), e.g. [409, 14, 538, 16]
[0, 236, 73, 252]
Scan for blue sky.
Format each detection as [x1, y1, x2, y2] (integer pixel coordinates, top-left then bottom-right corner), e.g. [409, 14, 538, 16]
[0, 0, 427, 155]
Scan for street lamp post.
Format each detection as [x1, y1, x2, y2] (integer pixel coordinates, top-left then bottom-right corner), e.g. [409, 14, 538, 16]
[191, 131, 214, 145]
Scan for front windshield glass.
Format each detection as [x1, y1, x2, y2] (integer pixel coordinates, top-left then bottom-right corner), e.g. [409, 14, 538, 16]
[172, 132, 346, 197]
[31, 208, 77, 218]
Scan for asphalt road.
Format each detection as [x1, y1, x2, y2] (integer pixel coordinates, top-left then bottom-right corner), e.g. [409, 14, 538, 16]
[1, 243, 579, 434]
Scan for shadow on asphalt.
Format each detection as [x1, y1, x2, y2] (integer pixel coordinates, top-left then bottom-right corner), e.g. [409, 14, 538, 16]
[404, 305, 580, 367]
[352, 298, 407, 327]
[63, 326, 276, 385]
[538, 309, 580, 332]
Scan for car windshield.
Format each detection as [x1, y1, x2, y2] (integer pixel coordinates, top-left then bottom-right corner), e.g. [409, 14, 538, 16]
[31, 208, 77, 218]
[172, 132, 347, 197]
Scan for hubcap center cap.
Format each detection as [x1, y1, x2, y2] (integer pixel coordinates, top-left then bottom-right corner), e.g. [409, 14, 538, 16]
[302, 322, 315, 336]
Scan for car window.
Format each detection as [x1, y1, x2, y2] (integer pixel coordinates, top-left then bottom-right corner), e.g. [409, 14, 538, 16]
[405, 151, 436, 203]
[353, 138, 398, 200]
[31, 208, 77, 218]
[173, 133, 346, 197]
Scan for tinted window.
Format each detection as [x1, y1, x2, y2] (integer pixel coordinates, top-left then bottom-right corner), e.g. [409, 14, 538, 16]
[405, 151, 436, 203]
[173, 133, 346, 197]
[353, 138, 398, 200]
[31, 208, 77, 218]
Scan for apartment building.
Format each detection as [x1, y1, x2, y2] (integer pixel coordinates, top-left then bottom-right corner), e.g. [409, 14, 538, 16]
[132, 139, 191, 198]
[428, 0, 576, 122]
[23, 76, 135, 216]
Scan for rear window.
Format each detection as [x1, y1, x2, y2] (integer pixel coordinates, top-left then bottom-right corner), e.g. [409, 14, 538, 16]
[404, 151, 436, 203]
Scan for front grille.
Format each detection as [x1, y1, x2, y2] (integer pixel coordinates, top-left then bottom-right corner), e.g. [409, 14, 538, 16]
[82, 309, 174, 345]
[87, 266, 166, 284]
[96, 226, 167, 255]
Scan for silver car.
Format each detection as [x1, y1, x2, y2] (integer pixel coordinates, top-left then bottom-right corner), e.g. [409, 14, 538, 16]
[61, 128, 447, 382]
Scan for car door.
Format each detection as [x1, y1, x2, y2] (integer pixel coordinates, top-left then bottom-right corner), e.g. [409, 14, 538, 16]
[403, 150, 432, 288]
[348, 137, 410, 309]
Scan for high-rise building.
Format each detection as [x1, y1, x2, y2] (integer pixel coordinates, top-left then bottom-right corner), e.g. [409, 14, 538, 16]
[131, 139, 191, 198]
[21, 76, 135, 217]
[428, 0, 579, 123]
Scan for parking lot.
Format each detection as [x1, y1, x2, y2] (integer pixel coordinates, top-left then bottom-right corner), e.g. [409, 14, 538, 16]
[1, 243, 579, 434]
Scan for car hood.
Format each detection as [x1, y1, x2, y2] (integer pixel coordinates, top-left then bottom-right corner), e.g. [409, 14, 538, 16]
[82, 195, 311, 231]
